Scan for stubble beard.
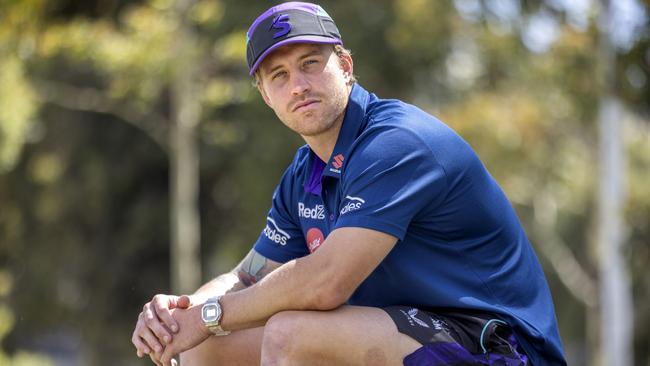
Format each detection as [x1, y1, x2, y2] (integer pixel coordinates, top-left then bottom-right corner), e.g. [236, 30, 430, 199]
[296, 109, 342, 137]
[292, 88, 348, 138]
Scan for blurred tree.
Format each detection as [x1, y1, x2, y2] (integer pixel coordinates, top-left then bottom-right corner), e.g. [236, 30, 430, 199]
[0, 0, 39, 173]
[0, 270, 54, 365]
[169, 0, 202, 296]
[0, 0, 250, 363]
[596, 1, 634, 365]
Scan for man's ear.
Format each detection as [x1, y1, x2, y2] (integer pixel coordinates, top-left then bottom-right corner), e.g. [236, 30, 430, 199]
[339, 52, 354, 84]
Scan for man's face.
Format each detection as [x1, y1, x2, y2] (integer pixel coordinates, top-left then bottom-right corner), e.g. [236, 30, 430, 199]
[257, 43, 353, 138]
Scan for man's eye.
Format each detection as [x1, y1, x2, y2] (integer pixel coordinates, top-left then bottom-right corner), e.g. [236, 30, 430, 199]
[272, 71, 287, 80]
[304, 59, 318, 67]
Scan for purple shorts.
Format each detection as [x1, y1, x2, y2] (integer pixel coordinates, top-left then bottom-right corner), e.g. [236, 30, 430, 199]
[383, 306, 529, 366]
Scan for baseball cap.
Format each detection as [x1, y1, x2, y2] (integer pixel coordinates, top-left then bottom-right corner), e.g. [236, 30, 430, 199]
[246, 2, 343, 75]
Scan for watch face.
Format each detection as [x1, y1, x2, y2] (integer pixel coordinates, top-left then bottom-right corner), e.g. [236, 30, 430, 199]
[202, 303, 220, 322]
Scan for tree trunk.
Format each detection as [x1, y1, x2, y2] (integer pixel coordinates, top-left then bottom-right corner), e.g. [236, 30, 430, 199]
[596, 1, 633, 365]
[170, 0, 201, 295]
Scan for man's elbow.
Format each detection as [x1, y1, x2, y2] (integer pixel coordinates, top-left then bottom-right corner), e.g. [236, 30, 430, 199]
[307, 278, 354, 310]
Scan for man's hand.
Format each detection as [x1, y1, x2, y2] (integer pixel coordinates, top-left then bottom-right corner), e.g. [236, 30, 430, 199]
[132, 294, 193, 358]
[157, 304, 212, 366]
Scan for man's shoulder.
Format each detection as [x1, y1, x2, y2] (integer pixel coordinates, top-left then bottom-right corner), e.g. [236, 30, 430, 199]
[365, 96, 412, 123]
[365, 98, 456, 141]
[358, 99, 454, 149]
[355, 97, 481, 175]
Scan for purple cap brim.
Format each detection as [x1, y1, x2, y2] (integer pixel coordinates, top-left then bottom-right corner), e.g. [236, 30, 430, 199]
[249, 35, 342, 75]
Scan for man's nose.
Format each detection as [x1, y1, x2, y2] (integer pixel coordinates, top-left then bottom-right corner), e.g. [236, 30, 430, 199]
[290, 72, 311, 96]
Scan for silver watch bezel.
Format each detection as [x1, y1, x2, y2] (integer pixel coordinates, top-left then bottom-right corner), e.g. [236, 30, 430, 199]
[201, 296, 230, 336]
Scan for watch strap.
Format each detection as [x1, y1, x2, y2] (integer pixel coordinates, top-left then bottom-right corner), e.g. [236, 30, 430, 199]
[202, 296, 231, 336]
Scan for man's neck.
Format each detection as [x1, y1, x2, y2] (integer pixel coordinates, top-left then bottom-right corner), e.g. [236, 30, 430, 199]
[302, 84, 353, 164]
[302, 113, 344, 164]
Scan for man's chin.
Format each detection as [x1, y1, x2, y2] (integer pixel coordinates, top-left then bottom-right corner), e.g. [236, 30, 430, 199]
[298, 128, 328, 137]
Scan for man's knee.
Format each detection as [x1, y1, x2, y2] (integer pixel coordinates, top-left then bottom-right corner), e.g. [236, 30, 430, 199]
[262, 311, 307, 362]
[179, 339, 214, 366]
[180, 327, 264, 366]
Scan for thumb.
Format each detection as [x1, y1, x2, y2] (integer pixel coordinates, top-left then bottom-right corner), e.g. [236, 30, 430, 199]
[165, 295, 183, 309]
[177, 294, 193, 309]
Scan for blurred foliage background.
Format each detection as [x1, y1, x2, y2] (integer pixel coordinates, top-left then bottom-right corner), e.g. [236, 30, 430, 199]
[0, 0, 648, 365]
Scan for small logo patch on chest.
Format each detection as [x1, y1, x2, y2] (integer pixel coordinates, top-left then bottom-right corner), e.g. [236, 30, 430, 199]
[306, 227, 325, 252]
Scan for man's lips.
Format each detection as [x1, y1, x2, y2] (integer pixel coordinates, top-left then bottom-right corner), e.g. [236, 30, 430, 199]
[292, 99, 319, 112]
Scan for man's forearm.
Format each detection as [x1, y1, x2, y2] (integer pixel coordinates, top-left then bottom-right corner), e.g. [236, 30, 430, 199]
[192, 248, 283, 303]
[217, 228, 397, 332]
[192, 272, 245, 303]
[219, 248, 341, 331]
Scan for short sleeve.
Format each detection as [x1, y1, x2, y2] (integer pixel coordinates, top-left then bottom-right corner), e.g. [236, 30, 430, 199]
[253, 165, 309, 263]
[334, 127, 448, 240]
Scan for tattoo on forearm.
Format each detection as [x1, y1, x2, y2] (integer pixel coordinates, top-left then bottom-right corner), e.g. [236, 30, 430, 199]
[235, 250, 279, 287]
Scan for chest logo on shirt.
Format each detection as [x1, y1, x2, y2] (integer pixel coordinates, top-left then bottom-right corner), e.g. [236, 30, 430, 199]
[329, 154, 345, 174]
[340, 195, 365, 215]
[298, 202, 325, 220]
[332, 154, 344, 169]
[306, 227, 325, 253]
[263, 217, 291, 246]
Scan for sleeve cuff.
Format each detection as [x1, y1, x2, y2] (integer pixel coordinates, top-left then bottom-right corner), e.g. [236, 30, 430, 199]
[253, 240, 305, 264]
[334, 216, 407, 242]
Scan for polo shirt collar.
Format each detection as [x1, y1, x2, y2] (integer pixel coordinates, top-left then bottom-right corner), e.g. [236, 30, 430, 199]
[303, 83, 371, 195]
[322, 83, 371, 178]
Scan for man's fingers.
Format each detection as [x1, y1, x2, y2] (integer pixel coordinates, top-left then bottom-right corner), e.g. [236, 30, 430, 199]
[140, 322, 164, 354]
[132, 315, 152, 357]
[160, 349, 176, 366]
[134, 293, 182, 363]
[132, 334, 151, 357]
[149, 352, 163, 366]
[160, 339, 181, 366]
[153, 295, 180, 334]
[148, 345, 165, 366]
[143, 303, 174, 344]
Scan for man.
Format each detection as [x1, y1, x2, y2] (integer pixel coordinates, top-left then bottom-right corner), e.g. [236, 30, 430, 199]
[132, 2, 567, 365]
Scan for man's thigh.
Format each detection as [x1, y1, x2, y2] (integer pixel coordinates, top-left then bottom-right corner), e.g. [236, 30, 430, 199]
[262, 305, 422, 366]
[181, 306, 420, 366]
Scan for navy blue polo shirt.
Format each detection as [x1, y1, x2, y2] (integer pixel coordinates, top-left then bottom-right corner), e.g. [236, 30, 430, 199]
[254, 84, 566, 365]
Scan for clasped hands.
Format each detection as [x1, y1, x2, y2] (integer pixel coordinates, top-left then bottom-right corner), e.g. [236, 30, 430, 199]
[132, 294, 212, 366]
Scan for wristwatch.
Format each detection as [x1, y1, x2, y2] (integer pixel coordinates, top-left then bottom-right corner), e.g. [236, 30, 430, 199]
[201, 296, 230, 336]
